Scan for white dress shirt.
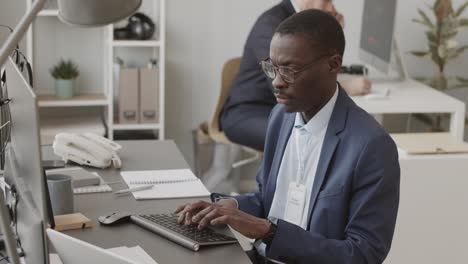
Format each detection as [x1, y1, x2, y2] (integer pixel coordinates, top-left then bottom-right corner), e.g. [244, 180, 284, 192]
[255, 85, 338, 259]
[290, 0, 300, 13]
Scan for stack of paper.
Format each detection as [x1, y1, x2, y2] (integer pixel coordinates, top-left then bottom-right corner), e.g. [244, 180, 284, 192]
[107, 246, 158, 264]
[42, 247, 158, 264]
[121, 169, 210, 200]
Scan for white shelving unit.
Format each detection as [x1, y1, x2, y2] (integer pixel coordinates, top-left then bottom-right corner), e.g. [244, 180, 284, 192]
[108, 0, 165, 140]
[26, 0, 166, 141]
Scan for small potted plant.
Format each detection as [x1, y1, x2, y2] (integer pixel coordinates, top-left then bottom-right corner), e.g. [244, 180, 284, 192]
[50, 59, 79, 99]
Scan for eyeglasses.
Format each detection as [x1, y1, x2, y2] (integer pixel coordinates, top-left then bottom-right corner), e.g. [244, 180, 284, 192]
[260, 55, 328, 84]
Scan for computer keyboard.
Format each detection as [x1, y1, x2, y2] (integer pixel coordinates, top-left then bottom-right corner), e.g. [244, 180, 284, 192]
[130, 213, 238, 251]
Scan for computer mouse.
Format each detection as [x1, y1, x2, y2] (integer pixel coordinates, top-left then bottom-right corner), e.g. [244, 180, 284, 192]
[98, 212, 132, 225]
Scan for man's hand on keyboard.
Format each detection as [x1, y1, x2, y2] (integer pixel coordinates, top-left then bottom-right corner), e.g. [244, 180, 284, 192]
[175, 200, 235, 225]
[174, 200, 270, 240]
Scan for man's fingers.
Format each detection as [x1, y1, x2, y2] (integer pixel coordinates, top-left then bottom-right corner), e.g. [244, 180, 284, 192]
[174, 204, 188, 214]
[176, 201, 212, 225]
[197, 208, 222, 230]
[210, 215, 230, 226]
[185, 212, 193, 225]
[176, 201, 203, 224]
[192, 204, 217, 223]
[176, 204, 190, 224]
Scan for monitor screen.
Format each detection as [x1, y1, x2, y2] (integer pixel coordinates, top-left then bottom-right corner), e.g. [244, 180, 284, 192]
[359, 0, 398, 73]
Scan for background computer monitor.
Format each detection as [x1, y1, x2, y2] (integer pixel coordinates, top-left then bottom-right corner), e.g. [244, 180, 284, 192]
[359, 0, 398, 74]
[2, 57, 48, 264]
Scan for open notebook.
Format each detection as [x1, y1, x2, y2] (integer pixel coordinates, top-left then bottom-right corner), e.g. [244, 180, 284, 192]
[121, 169, 210, 200]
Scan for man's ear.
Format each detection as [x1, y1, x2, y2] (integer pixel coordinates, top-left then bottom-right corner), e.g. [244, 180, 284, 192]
[328, 54, 342, 74]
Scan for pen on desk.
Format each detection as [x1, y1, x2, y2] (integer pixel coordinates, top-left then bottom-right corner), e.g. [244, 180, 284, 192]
[113, 184, 154, 195]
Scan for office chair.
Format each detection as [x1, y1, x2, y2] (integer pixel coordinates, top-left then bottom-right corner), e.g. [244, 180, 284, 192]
[208, 57, 261, 169]
[194, 58, 261, 193]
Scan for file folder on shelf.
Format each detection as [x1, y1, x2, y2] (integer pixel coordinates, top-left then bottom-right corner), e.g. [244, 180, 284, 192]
[119, 68, 140, 124]
[139, 68, 159, 124]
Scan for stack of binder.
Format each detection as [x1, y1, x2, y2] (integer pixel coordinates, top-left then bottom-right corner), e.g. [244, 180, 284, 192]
[118, 68, 159, 124]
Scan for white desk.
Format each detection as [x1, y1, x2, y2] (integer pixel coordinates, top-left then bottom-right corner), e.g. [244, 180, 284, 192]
[351, 80, 466, 139]
[41, 141, 250, 264]
[385, 153, 468, 263]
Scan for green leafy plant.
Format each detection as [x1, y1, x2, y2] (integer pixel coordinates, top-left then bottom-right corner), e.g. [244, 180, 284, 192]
[411, 0, 468, 90]
[50, 59, 79, 80]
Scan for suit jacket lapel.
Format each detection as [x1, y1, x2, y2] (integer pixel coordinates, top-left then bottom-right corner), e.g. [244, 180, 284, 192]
[264, 111, 295, 213]
[282, 0, 296, 15]
[306, 88, 350, 228]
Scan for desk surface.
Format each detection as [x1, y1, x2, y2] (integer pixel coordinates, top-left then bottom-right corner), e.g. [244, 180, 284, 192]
[351, 79, 464, 114]
[42, 140, 250, 264]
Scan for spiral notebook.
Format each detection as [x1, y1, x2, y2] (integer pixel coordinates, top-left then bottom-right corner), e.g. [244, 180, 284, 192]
[120, 169, 210, 200]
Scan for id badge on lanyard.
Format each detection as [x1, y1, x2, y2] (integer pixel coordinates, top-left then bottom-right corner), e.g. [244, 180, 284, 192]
[284, 129, 309, 226]
[284, 182, 307, 225]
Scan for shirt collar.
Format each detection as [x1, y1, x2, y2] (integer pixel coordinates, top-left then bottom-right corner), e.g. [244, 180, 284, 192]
[290, 0, 300, 13]
[294, 85, 339, 135]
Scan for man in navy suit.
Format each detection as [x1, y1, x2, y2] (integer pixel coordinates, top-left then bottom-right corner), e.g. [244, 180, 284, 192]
[220, 0, 371, 151]
[176, 9, 399, 264]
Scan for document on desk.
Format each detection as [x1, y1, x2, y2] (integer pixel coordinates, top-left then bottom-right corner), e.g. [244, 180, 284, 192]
[107, 246, 158, 264]
[391, 132, 468, 155]
[121, 169, 210, 200]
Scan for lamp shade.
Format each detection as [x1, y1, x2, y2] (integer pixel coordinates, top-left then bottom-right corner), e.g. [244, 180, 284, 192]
[57, 0, 142, 27]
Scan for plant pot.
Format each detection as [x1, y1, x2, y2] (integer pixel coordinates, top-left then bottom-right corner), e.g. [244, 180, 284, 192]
[54, 79, 75, 99]
[430, 72, 448, 91]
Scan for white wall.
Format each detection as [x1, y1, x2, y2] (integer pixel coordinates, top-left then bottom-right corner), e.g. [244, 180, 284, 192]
[166, 0, 468, 167]
[166, 0, 278, 166]
[0, 0, 27, 53]
[2, 1, 468, 166]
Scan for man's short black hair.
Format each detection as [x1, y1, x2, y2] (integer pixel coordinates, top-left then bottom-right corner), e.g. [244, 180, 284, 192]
[275, 9, 345, 57]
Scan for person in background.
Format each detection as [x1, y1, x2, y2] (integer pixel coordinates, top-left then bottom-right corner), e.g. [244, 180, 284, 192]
[220, 0, 371, 151]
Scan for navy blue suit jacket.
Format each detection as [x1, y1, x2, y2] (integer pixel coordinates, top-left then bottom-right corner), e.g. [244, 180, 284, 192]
[221, 0, 294, 124]
[235, 88, 400, 264]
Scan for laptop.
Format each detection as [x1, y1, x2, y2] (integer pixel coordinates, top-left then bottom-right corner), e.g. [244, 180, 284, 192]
[47, 229, 138, 264]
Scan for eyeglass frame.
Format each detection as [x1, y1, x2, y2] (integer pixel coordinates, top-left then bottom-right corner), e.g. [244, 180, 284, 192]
[259, 54, 331, 84]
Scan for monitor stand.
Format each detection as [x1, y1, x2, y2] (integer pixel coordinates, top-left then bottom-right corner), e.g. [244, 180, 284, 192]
[367, 39, 410, 83]
[392, 40, 410, 81]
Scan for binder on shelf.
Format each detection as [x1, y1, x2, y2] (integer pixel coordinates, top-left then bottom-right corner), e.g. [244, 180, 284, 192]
[119, 68, 140, 124]
[139, 68, 159, 124]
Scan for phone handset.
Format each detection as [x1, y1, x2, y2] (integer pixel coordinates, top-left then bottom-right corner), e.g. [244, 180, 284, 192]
[82, 133, 122, 152]
[82, 133, 122, 168]
[53, 133, 122, 169]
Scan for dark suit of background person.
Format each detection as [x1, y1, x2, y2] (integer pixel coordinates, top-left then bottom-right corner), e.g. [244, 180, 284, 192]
[220, 0, 295, 151]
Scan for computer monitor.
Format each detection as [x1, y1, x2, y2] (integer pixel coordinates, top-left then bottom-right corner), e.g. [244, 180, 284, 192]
[1, 57, 48, 264]
[359, 0, 398, 74]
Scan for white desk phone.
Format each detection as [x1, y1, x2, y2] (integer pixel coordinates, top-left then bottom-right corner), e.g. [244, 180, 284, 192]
[53, 133, 122, 169]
